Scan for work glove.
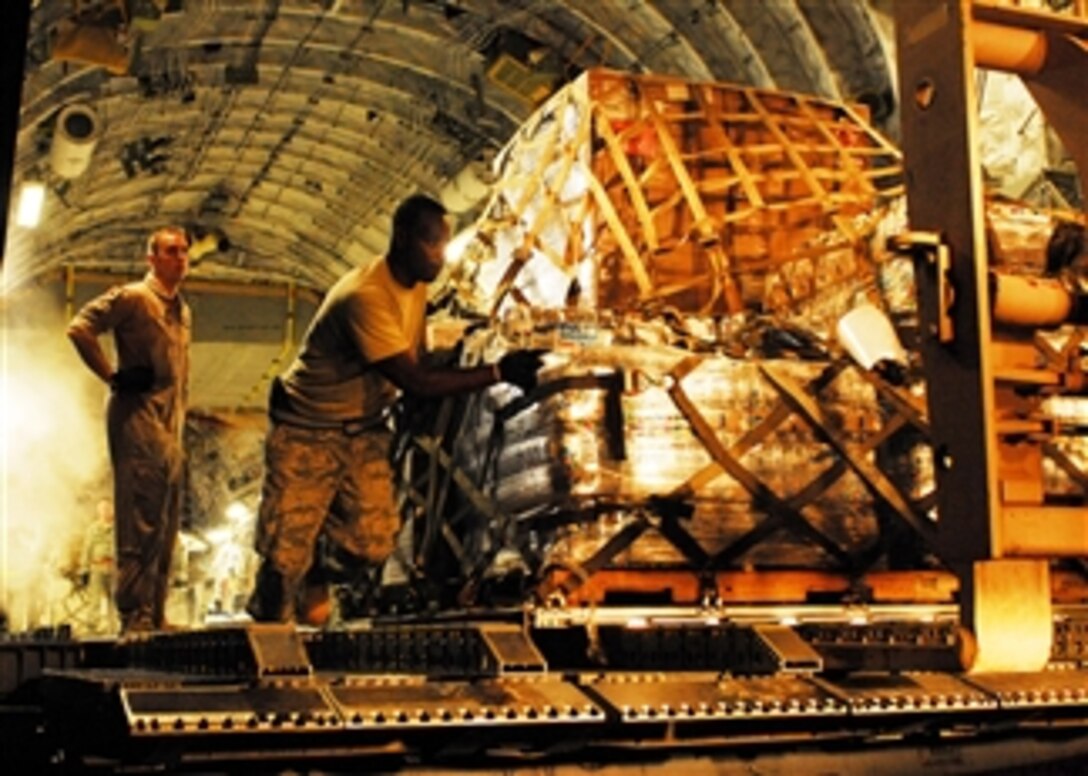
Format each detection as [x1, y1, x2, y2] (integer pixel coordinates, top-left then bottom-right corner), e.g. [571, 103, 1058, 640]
[497, 349, 547, 392]
[110, 366, 155, 394]
[872, 358, 908, 387]
[762, 324, 827, 361]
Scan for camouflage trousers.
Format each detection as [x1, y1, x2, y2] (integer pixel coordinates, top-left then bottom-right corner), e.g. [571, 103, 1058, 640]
[248, 422, 399, 623]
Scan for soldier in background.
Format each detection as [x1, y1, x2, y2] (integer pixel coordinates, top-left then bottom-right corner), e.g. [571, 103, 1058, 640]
[77, 498, 119, 634]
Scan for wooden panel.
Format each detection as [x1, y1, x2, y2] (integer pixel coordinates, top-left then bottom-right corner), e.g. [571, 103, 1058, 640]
[452, 68, 902, 318]
[1000, 505, 1088, 556]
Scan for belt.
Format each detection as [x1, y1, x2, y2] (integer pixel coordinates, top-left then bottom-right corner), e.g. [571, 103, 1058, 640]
[268, 375, 388, 435]
[271, 409, 389, 435]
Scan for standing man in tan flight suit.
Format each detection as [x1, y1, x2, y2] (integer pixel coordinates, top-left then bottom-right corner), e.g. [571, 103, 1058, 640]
[68, 226, 191, 633]
[247, 194, 544, 624]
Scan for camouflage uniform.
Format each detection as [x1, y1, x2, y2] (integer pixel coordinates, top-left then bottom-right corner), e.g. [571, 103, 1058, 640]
[248, 259, 426, 623]
[80, 504, 119, 633]
[251, 423, 399, 622]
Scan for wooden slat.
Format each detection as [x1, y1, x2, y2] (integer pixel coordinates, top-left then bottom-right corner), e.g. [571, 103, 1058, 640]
[667, 358, 856, 568]
[760, 365, 938, 547]
[466, 68, 904, 316]
[698, 84, 766, 208]
[643, 96, 746, 311]
[586, 168, 654, 297]
[837, 101, 904, 158]
[1043, 441, 1088, 494]
[643, 100, 720, 242]
[857, 369, 932, 434]
[745, 89, 829, 203]
[488, 249, 530, 318]
[519, 98, 594, 274]
[594, 107, 659, 252]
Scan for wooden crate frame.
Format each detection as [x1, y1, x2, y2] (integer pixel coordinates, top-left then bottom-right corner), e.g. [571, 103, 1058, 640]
[454, 69, 902, 318]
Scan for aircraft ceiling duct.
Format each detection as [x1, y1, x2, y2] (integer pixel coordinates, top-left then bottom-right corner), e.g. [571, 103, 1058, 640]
[439, 161, 493, 214]
[50, 103, 101, 179]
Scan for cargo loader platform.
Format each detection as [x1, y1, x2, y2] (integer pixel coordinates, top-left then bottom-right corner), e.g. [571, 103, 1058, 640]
[6, 604, 1088, 773]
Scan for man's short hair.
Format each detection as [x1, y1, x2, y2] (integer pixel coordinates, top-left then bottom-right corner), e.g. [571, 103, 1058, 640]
[391, 195, 446, 246]
[146, 226, 189, 257]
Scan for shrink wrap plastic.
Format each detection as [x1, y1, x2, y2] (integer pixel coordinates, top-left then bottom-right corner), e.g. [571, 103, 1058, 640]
[447, 325, 895, 571]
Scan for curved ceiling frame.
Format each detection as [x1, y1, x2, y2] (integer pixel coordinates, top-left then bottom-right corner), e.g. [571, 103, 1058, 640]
[14, 120, 452, 287]
[12, 86, 442, 238]
[12, 58, 456, 190]
[183, 100, 454, 203]
[643, 0, 775, 88]
[795, 0, 898, 126]
[437, 0, 642, 69]
[565, 0, 714, 80]
[721, 0, 840, 98]
[63, 111, 443, 206]
[499, 0, 642, 73]
[22, 189, 365, 291]
[609, 0, 718, 78]
[12, 0, 898, 300]
[22, 202, 348, 292]
[178, 32, 527, 123]
[177, 0, 532, 118]
[12, 44, 526, 288]
[176, 63, 471, 167]
[18, 38, 521, 161]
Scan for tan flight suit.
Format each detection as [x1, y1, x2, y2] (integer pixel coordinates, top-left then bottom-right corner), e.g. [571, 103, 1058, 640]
[69, 275, 190, 631]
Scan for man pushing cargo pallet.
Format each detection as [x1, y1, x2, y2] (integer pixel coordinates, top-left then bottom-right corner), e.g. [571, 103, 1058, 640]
[246, 194, 545, 625]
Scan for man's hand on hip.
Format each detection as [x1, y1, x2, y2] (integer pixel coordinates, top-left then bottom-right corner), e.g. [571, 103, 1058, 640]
[111, 366, 155, 394]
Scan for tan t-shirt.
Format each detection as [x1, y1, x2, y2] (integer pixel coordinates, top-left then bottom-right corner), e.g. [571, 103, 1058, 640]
[282, 258, 427, 423]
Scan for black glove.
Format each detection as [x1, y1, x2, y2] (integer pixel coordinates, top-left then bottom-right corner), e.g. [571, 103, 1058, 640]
[497, 349, 547, 392]
[110, 366, 155, 394]
[873, 359, 908, 386]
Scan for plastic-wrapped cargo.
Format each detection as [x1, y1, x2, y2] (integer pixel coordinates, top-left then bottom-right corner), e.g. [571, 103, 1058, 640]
[445, 68, 903, 326]
[449, 325, 884, 571]
[391, 69, 922, 604]
[391, 69, 1086, 607]
[396, 314, 944, 606]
